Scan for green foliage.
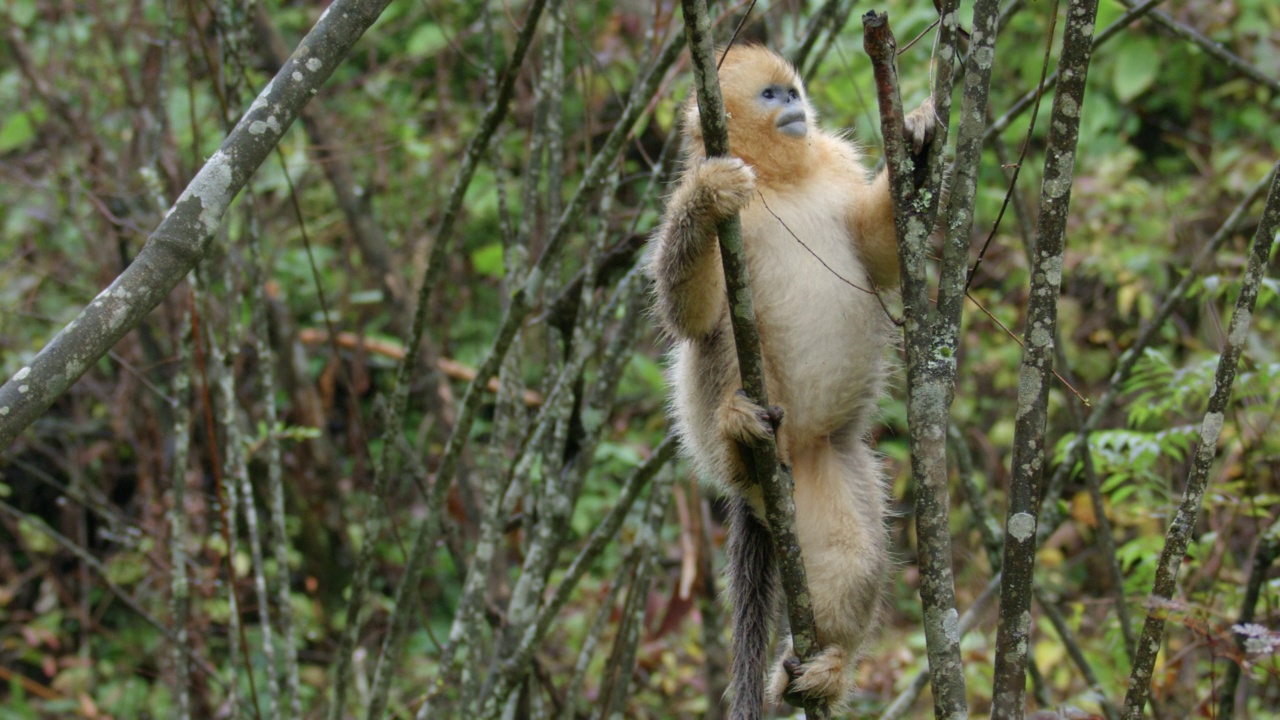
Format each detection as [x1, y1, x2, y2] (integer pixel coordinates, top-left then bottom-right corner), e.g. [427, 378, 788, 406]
[2, 0, 1279, 716]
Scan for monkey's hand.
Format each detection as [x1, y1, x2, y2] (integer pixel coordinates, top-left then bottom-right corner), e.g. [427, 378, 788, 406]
[719, 390, 783, 447]
[904, 96, 936, 157]
[769, 644, 853, 710]
[688, 156, 756, 223]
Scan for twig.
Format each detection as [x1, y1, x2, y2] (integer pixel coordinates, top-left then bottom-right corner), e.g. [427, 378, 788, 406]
[1117, 0, 1280, 95]
[169, 297, 194, 720]
[1217, 514, 1280, 718]
[1122, 161, 1280, 720]
[1036, 590, 1120, 720]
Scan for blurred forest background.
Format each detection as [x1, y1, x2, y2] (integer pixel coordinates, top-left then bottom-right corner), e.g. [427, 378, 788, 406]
[1, 0, 1278, 718]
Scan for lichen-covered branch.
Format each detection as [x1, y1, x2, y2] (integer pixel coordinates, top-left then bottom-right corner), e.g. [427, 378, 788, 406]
[862, 8, 970, 719]
[882, 575, 1001, 720]
[1037, 165, 1277, 541]
[1218, 514, 1280, 718]
[1121, 161, 1280, 720]
[990, 0, 1100, 715]
[679, 1, 827, 717]
[0, 0, 396, 450]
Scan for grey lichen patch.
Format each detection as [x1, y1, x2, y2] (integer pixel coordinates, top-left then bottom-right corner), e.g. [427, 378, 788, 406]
[1008, 512, 1036, 541]
[1200, 411, 1225, 448]
[292, 71, 304, 82]
[1043, 254, 1063, 287]
[975, 45, 994, 69]
[14, 366, 31, 381]
[18, 384, 30, 394]
[249, 80, 274, 114]
[1044, 174, 1071, 199]
[249, 115, 283, 136]
[1059, 95, 1080, 118]
[1228, 310, 1251, 346]
[0, 406, 9, 416]
[184, 149, 234, 235]
[909, 379, 946, 419]
[306, 58, 323, 72]
[1029, 325, 1052, 348]
[107, 300, 132, 331]
[942, 607, 959, 643]
[1055, 150, 1077, 180]
[1016, 365, 1042, 418]
[924, 605, 961, 645]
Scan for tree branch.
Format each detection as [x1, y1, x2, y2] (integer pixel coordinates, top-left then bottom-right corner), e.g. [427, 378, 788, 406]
[990, 0, 1101, 715]
[863, 8, 970, 719]
[679, 1, 827, 717]
[0, 0, 396, 451]
[1122, 160, 1280, 720]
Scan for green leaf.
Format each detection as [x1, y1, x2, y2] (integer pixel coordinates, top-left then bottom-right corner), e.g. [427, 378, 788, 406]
[470, 242, 505, 278]
[406, 24, 447, 59]
[8, 0, 36, 26]
[0, 109, 39, 153]
[1113, 38, 1159, 103]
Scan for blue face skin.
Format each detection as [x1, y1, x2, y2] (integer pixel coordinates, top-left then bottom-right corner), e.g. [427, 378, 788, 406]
[761, 83, 806, 138]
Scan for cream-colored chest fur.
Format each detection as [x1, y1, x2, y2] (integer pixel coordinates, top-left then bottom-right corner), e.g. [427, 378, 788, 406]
[739, 171, 887, 439]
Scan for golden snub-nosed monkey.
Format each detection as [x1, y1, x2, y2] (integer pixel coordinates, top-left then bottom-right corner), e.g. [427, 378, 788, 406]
[650, 44, 935, 717]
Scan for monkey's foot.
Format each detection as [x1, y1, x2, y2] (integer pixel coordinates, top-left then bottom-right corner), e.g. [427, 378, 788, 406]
[768, 645, 853, 710]
[720, 390, 783, 445]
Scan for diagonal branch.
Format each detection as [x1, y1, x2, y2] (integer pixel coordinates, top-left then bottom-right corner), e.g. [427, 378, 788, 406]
[0, 0, 396, 451]
[1122, 160, 1280, 720]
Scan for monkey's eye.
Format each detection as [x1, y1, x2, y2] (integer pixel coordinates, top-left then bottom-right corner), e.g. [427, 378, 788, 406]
[788, 88, 800, 101]
[761, 88, 776, 100]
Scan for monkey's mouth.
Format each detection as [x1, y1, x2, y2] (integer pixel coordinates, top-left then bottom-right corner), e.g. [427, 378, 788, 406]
[776, 108, 807, 138]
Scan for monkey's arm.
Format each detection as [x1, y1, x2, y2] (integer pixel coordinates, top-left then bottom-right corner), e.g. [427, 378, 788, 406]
[850, 169, 901, 289]
[848, 99, 937, 290]
[651, 157, 755, 338]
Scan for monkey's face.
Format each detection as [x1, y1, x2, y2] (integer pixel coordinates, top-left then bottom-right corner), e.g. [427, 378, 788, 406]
[682, 45, 815, 179]
[759, 83, 807, 138]
[713, 46, 812, 144]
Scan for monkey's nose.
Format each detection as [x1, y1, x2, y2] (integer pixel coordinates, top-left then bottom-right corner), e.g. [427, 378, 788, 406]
[776, 107, 806, 137]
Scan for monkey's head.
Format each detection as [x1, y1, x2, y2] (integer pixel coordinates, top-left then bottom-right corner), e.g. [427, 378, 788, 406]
[683, 45, 814, 182]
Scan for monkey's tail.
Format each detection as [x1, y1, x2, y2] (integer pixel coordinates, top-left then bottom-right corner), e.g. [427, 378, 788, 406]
[725, 496, 780, 720]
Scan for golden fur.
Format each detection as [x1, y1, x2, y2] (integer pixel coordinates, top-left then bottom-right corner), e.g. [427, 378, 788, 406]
[650, 45, 933, 713]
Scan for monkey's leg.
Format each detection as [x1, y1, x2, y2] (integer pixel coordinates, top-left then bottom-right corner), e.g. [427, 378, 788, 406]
[767, 440, 888, 709]
[725, 496, 780, 720]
